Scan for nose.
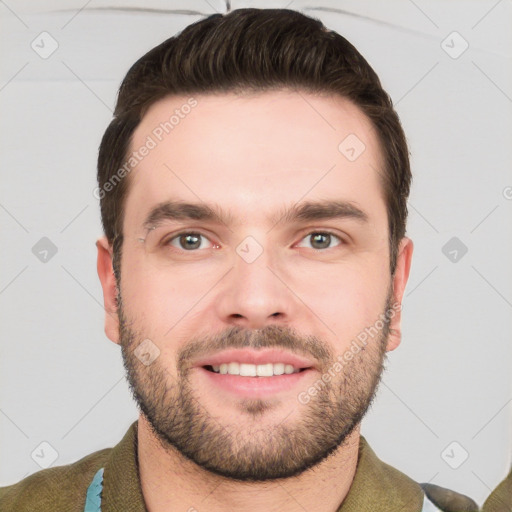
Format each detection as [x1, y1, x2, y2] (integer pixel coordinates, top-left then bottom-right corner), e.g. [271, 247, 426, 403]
[213, 242, 298, 330]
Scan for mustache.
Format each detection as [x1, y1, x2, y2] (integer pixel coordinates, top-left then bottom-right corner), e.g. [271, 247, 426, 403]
[177, 324, 333, 372]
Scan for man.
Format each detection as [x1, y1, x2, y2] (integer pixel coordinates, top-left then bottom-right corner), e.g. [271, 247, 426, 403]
[0, 8, 479, 512]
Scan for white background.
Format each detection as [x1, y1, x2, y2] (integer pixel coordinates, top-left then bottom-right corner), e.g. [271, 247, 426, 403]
[1, 0, 511, 507]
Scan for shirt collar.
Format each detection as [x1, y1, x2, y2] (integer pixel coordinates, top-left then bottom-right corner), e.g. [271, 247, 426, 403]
[336, 435, 424, 511]
[100, 420, 424, 512]
[102, 421, 145, 512]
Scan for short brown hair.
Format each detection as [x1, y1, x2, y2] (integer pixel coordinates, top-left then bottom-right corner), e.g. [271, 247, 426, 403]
[97, 8, 411, 280]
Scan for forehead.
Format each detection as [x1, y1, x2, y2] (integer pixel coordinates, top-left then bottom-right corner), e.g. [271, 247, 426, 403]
[123, 90, 387, 234]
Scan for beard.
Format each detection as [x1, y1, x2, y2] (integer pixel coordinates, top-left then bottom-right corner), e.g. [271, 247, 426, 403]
[117, 287, 392, 482]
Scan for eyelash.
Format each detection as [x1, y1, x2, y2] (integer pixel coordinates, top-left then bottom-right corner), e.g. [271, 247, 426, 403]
[162, 230, 346, 252]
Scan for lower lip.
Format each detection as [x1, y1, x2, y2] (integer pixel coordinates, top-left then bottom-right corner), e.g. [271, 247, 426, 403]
[195, 367, 314, 399]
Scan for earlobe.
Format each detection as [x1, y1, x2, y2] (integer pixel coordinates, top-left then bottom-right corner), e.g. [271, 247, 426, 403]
[386, 237, 414, 352]
[96, 236, 120, 344]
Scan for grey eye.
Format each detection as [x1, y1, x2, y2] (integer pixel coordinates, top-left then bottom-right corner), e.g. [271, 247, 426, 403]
[168, 232, 211, 251]
[297, 232, 343, 250]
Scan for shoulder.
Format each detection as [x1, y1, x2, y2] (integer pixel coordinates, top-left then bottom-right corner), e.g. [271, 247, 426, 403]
[355, 436, 479, 511]
[0, 447, 111, 512]
[482, 468, 512, 512]
[420, 482, 480, 512]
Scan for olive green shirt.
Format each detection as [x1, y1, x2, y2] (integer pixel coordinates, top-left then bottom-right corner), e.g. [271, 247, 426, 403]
[482, 468, 512, 512]
[0, 421, 476, 511]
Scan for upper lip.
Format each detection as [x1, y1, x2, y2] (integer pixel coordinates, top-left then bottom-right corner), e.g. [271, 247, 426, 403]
[192, 348, 316, 370]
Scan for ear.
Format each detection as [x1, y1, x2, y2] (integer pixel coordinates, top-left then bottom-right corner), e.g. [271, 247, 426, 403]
[386, 236, 414, 352]
[96, 236, 120, 345]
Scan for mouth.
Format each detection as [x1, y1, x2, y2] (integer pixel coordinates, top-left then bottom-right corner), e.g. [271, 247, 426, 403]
[192, 349, 316, 398]
[202, 362, 309, 376]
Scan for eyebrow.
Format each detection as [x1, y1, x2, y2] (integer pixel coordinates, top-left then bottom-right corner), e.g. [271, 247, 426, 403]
[142, 199, 369, 232]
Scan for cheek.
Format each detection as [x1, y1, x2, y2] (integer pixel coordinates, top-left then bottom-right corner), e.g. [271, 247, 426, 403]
[290, 258, 388, 348]
[120, 251, 214, 337]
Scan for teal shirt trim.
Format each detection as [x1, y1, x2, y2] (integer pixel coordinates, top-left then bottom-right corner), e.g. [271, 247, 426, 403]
[84, 467, 104, 512]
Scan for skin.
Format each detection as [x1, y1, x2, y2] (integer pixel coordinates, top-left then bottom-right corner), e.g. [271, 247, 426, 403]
[97, 90, 413, 512]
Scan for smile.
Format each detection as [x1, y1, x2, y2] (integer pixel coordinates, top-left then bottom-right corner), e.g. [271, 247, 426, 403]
[205, 362, 305, 376]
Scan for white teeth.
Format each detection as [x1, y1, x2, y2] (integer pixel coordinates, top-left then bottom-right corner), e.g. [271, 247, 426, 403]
[240, 363, 257, 376]
[256, 363, 273, 377]
[284, 364, 295, 374]
[209, 362, 302, 376]
[273, 363, 285, 375]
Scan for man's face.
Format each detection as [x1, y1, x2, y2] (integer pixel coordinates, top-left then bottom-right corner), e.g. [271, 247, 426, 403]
[98, 90, 413, 480]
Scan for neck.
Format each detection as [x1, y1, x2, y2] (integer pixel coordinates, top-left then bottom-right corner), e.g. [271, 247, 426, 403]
[137, 414, 360, 512]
